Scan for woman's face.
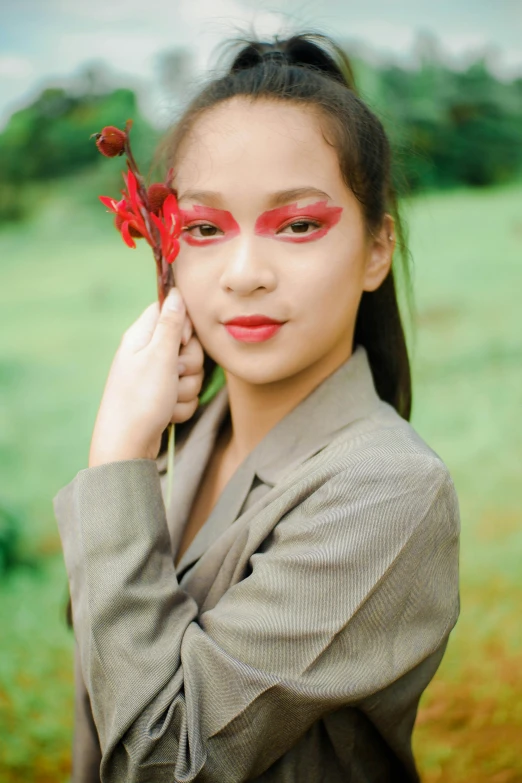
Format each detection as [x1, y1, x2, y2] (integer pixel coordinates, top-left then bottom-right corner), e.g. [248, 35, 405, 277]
[172, 97, 392, 386]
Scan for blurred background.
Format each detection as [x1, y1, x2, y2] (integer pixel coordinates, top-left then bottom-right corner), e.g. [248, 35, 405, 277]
[1, 1, 521, 780]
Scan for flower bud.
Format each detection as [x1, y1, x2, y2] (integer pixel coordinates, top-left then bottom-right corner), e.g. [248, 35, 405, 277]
[147, 183, 175, 214]
[93, 126, 127, 157]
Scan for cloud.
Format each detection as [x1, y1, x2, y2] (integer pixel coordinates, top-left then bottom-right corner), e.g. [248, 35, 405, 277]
[1, 1, 521, 131]
[56, 31, 171, 78]
[48, 0, 287, 43]
[489, 47, 522, 80]
[17, 1, 288, 85]
[340, 19, 417, 55]
[0, 56, 36, 130]
[0, 55, 34, 79]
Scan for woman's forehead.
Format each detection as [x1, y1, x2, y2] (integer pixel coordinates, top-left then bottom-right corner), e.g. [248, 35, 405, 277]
[173, 97, 345, 202]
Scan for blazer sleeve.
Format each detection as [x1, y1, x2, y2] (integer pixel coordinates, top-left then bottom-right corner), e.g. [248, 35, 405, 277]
[72, 638, 103, 782]
[53, 451, 460, 783]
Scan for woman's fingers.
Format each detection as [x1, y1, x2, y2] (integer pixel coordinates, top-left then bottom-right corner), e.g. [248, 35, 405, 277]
[120, 295, 191, 356]
[181, 313, 193, 347]
[170, 399, 199, 424]
[178, 333, 204, 375]
[172, 333, 203, 423]
[176, 372, 203, 402]
[122, 302, 160, 352]
[150, 289, 186, 366]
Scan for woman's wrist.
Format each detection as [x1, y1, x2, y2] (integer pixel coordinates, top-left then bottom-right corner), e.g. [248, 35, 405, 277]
[89, 441, 158, 467]
[89, 455, 150, 468]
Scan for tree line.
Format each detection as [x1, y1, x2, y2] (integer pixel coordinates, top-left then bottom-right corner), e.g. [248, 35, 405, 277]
[0, 48, 521, 223]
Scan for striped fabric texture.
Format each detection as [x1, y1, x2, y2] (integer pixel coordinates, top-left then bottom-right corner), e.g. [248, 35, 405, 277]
[53, 345, 460, 782]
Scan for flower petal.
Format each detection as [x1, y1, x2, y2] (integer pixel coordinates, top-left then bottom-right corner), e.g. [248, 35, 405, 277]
[99, 195, 119, 212]
[149, 212, 169, 245]
[162, 194, 181, 235]
[120, 220, 137, 249]
[166, 240, 180, 264]
[149, 210, 175, 263]
[124, 169, 139, 210]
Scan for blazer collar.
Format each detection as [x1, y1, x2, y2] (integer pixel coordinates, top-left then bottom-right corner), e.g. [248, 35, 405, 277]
[158, 344, 380, 479]
[159, 344, 382, 577]
[250, 344, 381, 486]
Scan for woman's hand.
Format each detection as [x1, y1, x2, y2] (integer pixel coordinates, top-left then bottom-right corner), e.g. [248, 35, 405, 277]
[89, 287, 204, 467]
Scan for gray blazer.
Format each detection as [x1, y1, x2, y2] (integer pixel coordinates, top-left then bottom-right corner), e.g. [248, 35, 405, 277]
[54, 345, 460, 782]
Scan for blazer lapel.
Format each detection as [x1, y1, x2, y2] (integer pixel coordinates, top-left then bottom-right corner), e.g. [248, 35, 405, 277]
[252, 344, 382, 487]
[160, 344, 382, 579]
[157, 385, 231, 575]
[173, 453, 257, 578]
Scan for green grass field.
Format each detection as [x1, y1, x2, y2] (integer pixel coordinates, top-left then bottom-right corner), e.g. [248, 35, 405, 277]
[0, 178, 521, 781]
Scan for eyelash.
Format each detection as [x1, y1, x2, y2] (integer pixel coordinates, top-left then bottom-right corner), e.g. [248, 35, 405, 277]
[183, 219, 323, 239]
[183, 223, 222, 238]
[278, 219, 322, 235]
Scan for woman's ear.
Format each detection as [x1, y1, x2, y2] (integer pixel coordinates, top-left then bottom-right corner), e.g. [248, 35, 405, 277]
[362, 213, 395, 292]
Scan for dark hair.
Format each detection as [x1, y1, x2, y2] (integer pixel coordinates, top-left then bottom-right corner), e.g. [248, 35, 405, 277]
[154, 32, 414, 457]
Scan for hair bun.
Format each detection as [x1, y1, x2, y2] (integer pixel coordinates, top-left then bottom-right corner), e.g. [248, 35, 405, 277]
[262, 49, 288, 65]
[230, 34, 357, 92]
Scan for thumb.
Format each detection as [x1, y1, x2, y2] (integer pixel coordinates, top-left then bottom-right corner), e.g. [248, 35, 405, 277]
[123, 301, 160, 352]
[150, 287, 186, 356]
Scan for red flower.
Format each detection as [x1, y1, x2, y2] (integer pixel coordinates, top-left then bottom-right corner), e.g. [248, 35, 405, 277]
[147, 183, 173, 214]
[114, 212, 143, 239]
[93, 125, 127, 157]
[99, 169, 182, 263]
[149, 194, 182, 265]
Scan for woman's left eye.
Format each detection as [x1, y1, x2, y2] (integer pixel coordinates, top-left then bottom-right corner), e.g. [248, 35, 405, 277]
[183, 223, 223, 238]
[278, 220, 322, 235]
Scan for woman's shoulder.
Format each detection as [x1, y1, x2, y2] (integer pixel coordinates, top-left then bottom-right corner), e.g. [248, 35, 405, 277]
[327, 396, 453, 475]
[267, 398, 460, 621]
[294, 398, 459, 531]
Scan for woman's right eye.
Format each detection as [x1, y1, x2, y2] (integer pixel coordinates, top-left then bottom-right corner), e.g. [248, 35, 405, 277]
[184, 224, 223, 238]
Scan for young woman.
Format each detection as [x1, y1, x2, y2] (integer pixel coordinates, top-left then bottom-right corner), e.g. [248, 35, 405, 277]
[55, 34, 460, 783]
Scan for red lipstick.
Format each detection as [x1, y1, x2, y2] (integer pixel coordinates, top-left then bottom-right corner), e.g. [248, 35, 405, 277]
[254, 199, 343, 243]
[224, 314, 283, 326]
[223, 314, 285, 342]
[180, 205, 240, 246]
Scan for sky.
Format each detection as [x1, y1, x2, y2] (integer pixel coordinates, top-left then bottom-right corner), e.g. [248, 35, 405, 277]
[1, 0, 521, 130]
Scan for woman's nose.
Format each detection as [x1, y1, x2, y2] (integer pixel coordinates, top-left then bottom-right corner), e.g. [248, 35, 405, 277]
[219, 235, 276, 294]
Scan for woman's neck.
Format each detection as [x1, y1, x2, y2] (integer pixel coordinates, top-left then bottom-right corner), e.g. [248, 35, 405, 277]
[222, 343, 354, 465]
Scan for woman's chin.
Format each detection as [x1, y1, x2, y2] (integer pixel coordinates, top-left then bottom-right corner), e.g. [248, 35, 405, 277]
[210, 350, 302, 387]
[198, 327, 321, 387]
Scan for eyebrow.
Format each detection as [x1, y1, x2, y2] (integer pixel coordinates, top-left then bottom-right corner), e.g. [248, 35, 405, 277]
[177, 187, 332, 207]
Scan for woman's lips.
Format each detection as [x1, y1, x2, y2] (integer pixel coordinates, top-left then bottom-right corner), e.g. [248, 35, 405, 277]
[224, 323, 284, 342]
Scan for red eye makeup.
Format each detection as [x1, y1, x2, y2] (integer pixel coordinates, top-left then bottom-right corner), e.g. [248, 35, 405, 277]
[254, 200, 343, 243]
[180, 205, 240, 246]
[179, 200, 343, 246]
